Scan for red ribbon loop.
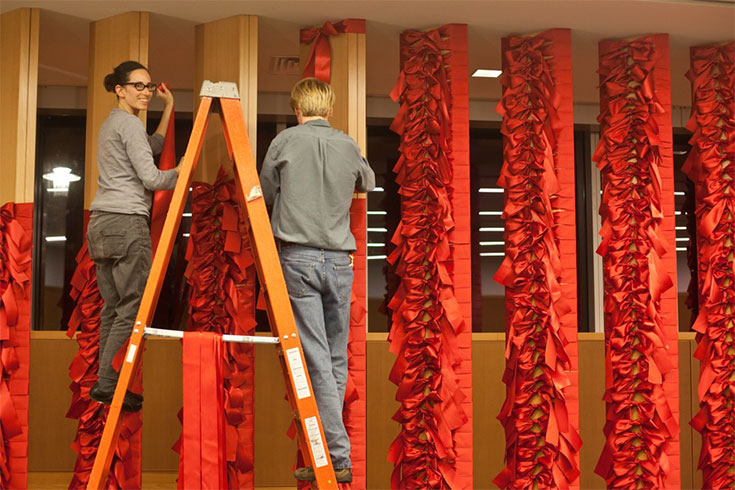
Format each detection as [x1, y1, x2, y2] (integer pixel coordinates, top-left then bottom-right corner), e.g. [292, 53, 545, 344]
[300, 19, 366, 82]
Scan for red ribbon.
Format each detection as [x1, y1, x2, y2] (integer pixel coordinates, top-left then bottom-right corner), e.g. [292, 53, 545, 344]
[300, 19, 365, 82]
[181, 332, 227, 490]
[0, 202, 32, 490]
[493, 30, 581, 490]
[150, 95, 176, 250]
[682, 41, 735, 490]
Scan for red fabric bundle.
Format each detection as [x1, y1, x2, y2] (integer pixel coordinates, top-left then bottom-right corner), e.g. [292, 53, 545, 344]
[493, 28, 581, 490]
[0, 202, 32, 490]
[181, 331, 228, 490]
[179, 168, 257, 489]
[683, 41, 735, 490]
[300, 19, 368, 489]
[594, 34, 680, 489]
[386, 24, 471, 489]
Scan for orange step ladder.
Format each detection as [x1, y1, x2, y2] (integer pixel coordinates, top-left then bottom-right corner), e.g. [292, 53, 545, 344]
[86, 81, 339, 490]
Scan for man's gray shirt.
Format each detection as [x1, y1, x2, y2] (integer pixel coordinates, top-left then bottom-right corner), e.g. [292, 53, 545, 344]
[90, 108, 178, 217]
[260, 119, 376, 251]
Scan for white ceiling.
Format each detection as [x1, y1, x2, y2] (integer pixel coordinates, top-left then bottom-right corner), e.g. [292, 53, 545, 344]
[3, 0, 734, 107]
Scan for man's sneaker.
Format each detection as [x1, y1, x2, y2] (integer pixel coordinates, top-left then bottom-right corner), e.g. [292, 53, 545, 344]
[89, 382, 144, 412]
[294, 466, 352, 483]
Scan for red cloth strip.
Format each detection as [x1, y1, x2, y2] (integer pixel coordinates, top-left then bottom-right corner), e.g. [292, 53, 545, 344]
[300, 19, 365, 82]
[182, 332, 228, 490]
[387, 24, 471, 489]
[493, 28, 581, 490]
[683, 41, 735, 490]
[594, 34, 680, 490]
[150, 100, 176, 250]
[0, 202, 32, 490]
[179, 167, 257, 489]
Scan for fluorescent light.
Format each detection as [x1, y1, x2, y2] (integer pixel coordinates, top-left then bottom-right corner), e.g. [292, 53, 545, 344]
[182, 233, 190, 237]
[676, 226, 687, 230]
[372, 187, 384, 192]
[367, 255, 387, 260]
[479, 188, 503, 193]
[479, 227, 504, 232]
[676, 237, 689, 242]
[472, 69, 502, 78]
[367, 227, 388, 232]
[479, 211, 503, 216]
[480, 252, 505, 257]
[45, 236, 67, 242]
[674, 191, 685, 196]
[182, 212, 192, 217]
[367, 243, 385, 247]
[367, 211, 387, 215]
[676, 247, 688, 252]
[480, 241, 504, 246]
[675, 211, 682, 216]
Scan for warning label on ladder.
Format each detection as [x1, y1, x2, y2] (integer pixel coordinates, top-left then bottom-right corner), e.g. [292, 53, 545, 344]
[304, 416, 329, 468]
[286, 347, 311, 399]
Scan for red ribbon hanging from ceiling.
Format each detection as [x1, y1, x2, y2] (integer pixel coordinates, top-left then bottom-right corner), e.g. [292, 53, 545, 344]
[300, 19, 365, 82]
[0, 202, 32, 490]
[178, 167, 257, 489]
[593, 34, 680, 489]
[386, 25, 470, 489]
[683, 41, 735, 490]
[493, 28, 581, 490]
[66, 107, 178, 489]
[299, 19, 368, 489]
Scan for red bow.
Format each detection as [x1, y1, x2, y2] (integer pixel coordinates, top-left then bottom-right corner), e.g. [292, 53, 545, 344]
[300, 19, 365, 82]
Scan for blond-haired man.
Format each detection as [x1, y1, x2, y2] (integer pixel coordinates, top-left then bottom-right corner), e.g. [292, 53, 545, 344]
[260, 78, 375, 483]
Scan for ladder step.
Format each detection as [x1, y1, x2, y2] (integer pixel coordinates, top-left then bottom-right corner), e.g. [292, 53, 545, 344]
[144, 327, 280, 344]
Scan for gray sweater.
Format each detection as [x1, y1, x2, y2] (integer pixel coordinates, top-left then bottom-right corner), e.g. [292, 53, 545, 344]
[260, 119, 375, 251]
[90, 108, 178, 217]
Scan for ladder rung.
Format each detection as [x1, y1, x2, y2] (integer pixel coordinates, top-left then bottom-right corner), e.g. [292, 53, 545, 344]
[144, 327, 280, 344]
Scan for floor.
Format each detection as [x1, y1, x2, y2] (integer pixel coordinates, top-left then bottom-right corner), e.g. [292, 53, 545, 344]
[27, 472, 293, 490]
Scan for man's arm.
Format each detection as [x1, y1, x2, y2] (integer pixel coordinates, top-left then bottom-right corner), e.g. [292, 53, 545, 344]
[259, 139, 282, 208]
[355, 155, 375, 193]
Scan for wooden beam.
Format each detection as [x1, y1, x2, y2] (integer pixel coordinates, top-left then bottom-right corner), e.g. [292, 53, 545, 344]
[85, 12, 149, 208]
[0, 8, 39, 205]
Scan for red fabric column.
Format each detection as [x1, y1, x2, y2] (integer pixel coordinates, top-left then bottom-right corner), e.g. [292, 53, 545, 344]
[0, 202, 32, 490]
[387, 24, 472, 489]
[683, 41, 735, 490]
[299, 19, 368, 489]
[181, 331, 228, 490]
[594, 34, 680, 489]
[493, 28, 581, 490]
[181, 168, 257, 489]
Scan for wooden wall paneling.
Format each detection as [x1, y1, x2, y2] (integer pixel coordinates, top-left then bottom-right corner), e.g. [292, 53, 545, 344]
[577, 333, 607, 490]
[690, 337, 703, 490]
[84, 11, 149, 207]
[193, 15, 258, 183]
[677, 335, 694, 490]
[0, 7, 39, 205]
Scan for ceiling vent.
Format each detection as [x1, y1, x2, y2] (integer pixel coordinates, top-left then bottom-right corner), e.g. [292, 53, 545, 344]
[270, 56, 301, 75]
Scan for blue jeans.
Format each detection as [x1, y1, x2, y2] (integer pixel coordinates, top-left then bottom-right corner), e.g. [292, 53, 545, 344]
[278, 244, 353, 469]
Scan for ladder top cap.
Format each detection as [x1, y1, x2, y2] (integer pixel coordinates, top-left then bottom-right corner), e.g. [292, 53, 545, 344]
[200, 80, 240, 99]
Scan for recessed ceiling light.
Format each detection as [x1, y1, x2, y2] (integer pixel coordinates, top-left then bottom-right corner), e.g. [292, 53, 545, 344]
[472, 69, 502, 78]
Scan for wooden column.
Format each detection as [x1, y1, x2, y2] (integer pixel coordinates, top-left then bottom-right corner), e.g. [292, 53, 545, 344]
[0, 8, 39, 205]
[194, 15, 258, 183]
[84, 12, 149, 208]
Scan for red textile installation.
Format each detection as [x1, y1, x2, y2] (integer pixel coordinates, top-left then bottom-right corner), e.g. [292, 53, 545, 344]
[387, 24, 471, 489]
[182, 168, 257, 489]
[66, 109, 177, 489]
[594, 34, 680, 489]
[0, 202, 32, 490]
[300, 19, 366, 82]
[683, 41, 735, 490]
[300, 19, 368, 489]
[181, 332, 228, 490]
[493, 28, 581, 490]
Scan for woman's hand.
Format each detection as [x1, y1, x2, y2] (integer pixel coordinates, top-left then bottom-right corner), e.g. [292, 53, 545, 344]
[157, 82, 174, 107]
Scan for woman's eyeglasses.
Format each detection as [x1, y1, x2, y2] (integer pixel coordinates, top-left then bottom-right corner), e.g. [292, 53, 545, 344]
[123, 82, 158, 92]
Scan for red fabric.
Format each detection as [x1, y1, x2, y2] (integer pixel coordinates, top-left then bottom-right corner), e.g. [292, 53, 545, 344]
[178, 168, 256, 489]
[682, 41, 735, 490]
[300, 19, 365, 82]
[150, 98, 176, 250]
[0, 202, 32, 490]
[66, 215, 142, 490]
[493, 28, 581, 490]
[386, 25, 471, 489]
[181, 332, 228, 490]
[594, 34, 680, 489]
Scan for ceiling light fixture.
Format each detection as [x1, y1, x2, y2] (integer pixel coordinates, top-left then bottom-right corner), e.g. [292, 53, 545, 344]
[43, 166, 80, 192]
[472, 69, 502, 78]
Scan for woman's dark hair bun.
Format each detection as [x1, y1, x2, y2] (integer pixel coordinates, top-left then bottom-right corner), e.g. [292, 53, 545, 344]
[103, 60, 148, 93]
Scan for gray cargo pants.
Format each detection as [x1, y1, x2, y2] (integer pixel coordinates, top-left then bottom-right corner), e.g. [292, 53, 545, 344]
[87, 211, 152, 392]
